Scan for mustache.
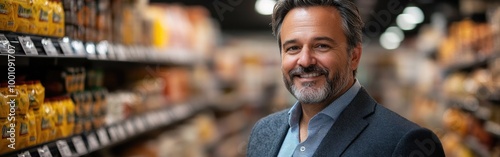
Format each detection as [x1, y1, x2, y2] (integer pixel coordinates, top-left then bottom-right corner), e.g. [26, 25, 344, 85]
[289, 66, 328, 77]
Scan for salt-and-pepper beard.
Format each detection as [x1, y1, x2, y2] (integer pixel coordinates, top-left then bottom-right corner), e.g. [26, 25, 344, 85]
[283, 63, 351, 105]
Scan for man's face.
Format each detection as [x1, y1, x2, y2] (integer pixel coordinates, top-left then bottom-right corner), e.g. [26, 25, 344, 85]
[280, 6, 360, 105]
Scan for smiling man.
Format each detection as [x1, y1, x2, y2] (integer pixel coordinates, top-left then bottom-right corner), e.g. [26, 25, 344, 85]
[247, 0, 445, 157]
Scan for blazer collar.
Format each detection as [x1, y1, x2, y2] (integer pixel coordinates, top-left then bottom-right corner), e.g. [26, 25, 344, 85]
[270, 119, 290, 156]
[313, 87, 377, 157]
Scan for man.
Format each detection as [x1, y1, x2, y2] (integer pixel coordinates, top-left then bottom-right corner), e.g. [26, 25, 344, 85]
[247, 0, 445, 157]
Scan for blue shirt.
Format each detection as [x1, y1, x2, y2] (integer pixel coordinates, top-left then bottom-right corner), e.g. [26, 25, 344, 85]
[277, 80, 361, 157]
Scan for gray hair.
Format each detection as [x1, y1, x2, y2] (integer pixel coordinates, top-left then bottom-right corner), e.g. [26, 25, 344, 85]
[272, 0, 364, 53]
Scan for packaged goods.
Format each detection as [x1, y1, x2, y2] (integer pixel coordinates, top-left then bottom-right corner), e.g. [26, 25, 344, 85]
[0, 0, 17, 31]
[26, 108, 37, 146]
[51, 0, 64, 37]
[39, 99, 55, 143]
[12, 0, 36, 34]
[16, 114, 30, 149]
[33, 0, 51, 35]
[0, 83, 10, 118]
[64, 96, 75, 137]
[0, 117, 14, 154]
[51, 97, 66, 139]
[16, 82, 29, 115]
[27, 80, 45, 109]
[72, 93, 83, 134]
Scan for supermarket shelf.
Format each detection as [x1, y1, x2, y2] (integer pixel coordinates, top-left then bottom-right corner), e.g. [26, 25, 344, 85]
[2, 103, 207, 157]
[0, 33, 199, 67]
[443, 53, 499, 75]
[485, 121, 500, 138]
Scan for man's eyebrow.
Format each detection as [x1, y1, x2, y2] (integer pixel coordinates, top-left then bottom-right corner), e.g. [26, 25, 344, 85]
[282, 39, 297, 48]
[313, 37, 338, 46]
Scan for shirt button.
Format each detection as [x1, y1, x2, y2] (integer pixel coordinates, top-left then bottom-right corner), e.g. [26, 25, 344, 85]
[300, 146, 306, 152]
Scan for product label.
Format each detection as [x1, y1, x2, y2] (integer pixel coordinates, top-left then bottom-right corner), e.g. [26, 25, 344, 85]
[41, 117, 49, 129]
[29, 135, 35, 142]
[17, 5, 32, 18]
[0, 3, 8, 14]
[52, 13, 60, 23]
[56, 114, 63, 126]
[29, 94, 36, 106]
[67, 113, 74, 123]
[2, 125, 8, 138]
[20, 122, 27, 135]
[39, 9, 48, 21]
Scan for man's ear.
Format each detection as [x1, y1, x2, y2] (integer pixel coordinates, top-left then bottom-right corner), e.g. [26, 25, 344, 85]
[350, 44, 362, 71]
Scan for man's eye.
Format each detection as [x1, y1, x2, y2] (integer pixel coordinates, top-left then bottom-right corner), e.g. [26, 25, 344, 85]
[316, 44, 330, 50]
[285, 46, 300, 52]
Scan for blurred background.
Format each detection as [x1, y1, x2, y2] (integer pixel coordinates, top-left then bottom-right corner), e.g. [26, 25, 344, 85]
[0, 0, 499, 157]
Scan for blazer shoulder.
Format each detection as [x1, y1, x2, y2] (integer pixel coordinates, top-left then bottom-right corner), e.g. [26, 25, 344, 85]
[247, 109, 289, 157]
[392, 127, 445, 157]
[252, 109, 289, 131]
[372, 104, 421, 131]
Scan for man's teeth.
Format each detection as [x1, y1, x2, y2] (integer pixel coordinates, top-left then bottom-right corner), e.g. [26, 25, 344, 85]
[300, 73, 321, 78]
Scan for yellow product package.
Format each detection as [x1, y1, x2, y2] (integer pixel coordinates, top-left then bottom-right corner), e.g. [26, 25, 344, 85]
[50, 98, 63, 139]
[0, 0, 16, 31]
[12, 0, 36, 34]
[33, 0, 51, 35]
[31, 107, 42, 144]
[50, 1, 63, 37]
[64, 97, 75, 137]
[0, 117, 15, 154]
[0, 84, 10, 118]
[27, 80, 45, 109]
[16, 114, 30, 150]
[26, 109, 37, 146]
[39, 100, 54, 143]
[16, 82, 29, 115]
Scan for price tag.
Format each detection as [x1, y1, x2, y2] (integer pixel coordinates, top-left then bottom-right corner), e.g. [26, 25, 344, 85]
[115, 45, 125, 60]
[159, 110, 170, 124]
[0, 34, 11, 54]
[97, 128, 110, 146]
[56, 140, 73, 157]
[37, 145, 53, 157]
[146, 114, 154, 127]
[71, 136, 87, 155]
[156, 112, 163, 125]
[96, 41, 108, 59]
[59, 38, 73, 55]
[71, 40, 85, 56]
[86, 133, 100, 151]
[125, 120, 136, 136]
[108, 126, 119, 141]
[134, 117, 146, 132]
[167, 109, 177, 120]
[85, 42, 96, 58]
[17, 151, 32, 157]
[179, 105, 190, 119]
[41, 38, 58, 56]
[18, 36, 38, 55]
[117, 124, 126, 140]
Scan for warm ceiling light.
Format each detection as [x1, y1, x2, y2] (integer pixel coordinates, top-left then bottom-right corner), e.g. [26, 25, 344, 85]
[255, 0, 276, 15]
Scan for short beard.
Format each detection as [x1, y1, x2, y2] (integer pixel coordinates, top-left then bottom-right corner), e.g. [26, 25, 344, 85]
[283, 65, 351, 105]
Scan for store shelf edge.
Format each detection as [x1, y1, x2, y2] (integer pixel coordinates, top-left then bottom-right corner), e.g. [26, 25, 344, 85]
[1, 102, 207, 157]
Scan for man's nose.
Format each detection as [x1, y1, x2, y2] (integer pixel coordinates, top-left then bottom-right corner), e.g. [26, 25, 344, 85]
[297, 47, 316, 67]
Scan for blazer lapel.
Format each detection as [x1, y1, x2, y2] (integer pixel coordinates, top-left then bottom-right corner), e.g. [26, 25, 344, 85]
[313, 88, 377, 157]
[269, 121, 290, 156]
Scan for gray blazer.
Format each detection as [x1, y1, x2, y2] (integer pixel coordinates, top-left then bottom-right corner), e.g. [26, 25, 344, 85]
[247, 88, 445, 157]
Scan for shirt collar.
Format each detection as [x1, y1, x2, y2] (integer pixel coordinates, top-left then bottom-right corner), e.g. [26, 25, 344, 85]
[287, 79, 362, 126]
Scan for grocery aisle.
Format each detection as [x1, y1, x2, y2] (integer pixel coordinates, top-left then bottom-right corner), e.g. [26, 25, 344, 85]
[0, 0, 499, 157]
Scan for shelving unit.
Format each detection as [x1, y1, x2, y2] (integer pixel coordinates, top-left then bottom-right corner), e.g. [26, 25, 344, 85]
[2, 102, 206, 157]
[0, 29, 209, 156]
[0, 33, 200, 67]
